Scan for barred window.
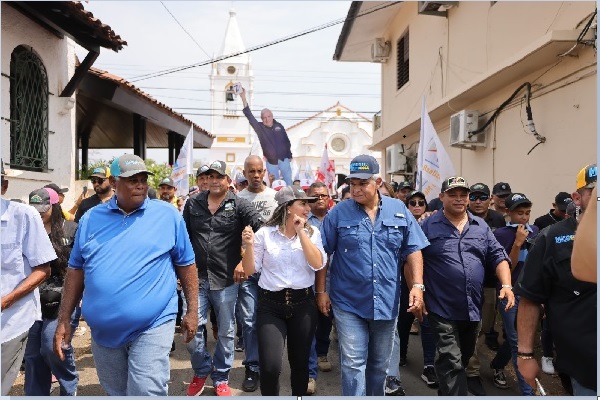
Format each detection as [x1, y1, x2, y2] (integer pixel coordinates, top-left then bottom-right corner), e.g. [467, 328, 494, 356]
[396, 30, 409, 90]
[10, 45, 49, 171]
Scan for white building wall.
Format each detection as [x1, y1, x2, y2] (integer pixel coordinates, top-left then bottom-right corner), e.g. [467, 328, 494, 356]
[1, 4, 79, 203]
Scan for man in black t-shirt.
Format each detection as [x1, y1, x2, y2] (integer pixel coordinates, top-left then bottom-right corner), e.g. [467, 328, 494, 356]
[516, 164, 597, 396]
[533, 191, 572, 230]
[74, 166, 114, 223]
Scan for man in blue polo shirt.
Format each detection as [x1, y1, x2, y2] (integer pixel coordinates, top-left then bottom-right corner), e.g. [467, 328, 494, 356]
[53, 154, 199, 396]
[319, 155, 429, 396]
[420, 176, 514, 396]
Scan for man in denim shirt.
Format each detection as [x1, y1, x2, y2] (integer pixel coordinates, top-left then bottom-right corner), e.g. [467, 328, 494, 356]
[420, 176, 515, 396]
[319, 155, 429, 396]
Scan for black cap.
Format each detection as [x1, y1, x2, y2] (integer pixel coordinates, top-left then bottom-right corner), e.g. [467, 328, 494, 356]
[158, 177, 176, 188]
[44, 183, 69, 194]
[348, 155, 379, 179]
[398, 181, 414, 190]
[441, 176, 470, 193]
[196, 165, 209, 177]
[554, 192, 573, 211]
[505, 193, 532, 211]
[205, 160, 228, 177]
[492, 182, 512, 196]
[469, 183, 490, 196]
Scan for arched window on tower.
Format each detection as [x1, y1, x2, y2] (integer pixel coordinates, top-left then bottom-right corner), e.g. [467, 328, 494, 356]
[10, 45, 49, 171]
[225, 83, 237, 115]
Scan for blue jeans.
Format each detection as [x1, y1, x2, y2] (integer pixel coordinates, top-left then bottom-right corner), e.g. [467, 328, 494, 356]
[491, 296, 535, 396]
[91, 320, 174, 396]
[571, 377, 597, 396]
[266, 158, 292, 186]
[308, 308, 334, 379]
[184, 280, 239, 385]
[387, 327, 402, 378]
[24, 317, 78, 395]
[332, 304, 396, 396]
[236, 274, 259, 372]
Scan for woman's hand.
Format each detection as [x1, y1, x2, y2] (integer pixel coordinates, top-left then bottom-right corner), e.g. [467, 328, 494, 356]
[241, 225, 254, 247]
[292, 215, 306, 234]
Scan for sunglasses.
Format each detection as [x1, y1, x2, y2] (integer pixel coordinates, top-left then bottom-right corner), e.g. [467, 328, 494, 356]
[469, 194, 489, 202]
[90, 178, 105, 184]
[409, 200, 426, 207]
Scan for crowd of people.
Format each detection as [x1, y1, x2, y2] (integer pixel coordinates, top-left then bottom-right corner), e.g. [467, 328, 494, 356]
[1, 153, 596, 397]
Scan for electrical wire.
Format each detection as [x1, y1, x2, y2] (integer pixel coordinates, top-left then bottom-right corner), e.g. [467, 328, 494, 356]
[128, 2, 401, 82]
[160, 2, 212, 59]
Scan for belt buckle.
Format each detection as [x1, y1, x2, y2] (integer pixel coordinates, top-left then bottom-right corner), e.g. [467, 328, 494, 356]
[285, 288, 291, 305]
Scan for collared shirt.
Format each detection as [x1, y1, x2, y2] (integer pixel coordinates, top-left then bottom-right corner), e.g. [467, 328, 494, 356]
[69, 196, 195, 348]
[308, 212, 326, 230]
[320, 196, 429, 321]
[1, 199, 57, 343]
[183, 190, 263, 290]
[254, 225, 326, 291]
[515, 218, 596, 390]
[420, 210, 510, 322]
[494, 223, 539, 287]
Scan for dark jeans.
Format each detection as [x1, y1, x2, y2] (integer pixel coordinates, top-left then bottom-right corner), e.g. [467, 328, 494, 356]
[428, 312, 481, 396]
[541, 318, 554, 357]
[257, 287, 317, 396]
[315, 309, 334, 356]
[398, 279, 435, 366]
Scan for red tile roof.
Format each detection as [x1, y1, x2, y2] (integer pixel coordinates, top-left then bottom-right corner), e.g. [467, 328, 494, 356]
[67, 1, 127, 51]
[286, 102, 373, 131]
[88, 66, 214, 138]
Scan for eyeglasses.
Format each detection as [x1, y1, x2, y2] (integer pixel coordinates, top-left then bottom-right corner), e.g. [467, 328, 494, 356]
[314, 194, 330, 199]
[409, 200, 426, 207]
[469, 194, 489, 202]
[90, 178, 105, 184]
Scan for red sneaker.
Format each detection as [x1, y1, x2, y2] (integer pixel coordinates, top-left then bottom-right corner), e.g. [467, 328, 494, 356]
[187, 376, 207, 396]
[214, 382, 232, 396]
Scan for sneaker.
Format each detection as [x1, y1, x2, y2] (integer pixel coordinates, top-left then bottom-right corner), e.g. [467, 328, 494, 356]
[170, 340, 176, 354]
[399, 356, 408, 367]
[490, 364, 508, 389]
[306, 378, 316, 395]
[421, 366, 439, 388]
[485, 336, 500, 351]
[466, 376, 487, 396]
[187, 376, 207, 396]
[541, 356, 556, 375]
[317, 356, 332, 372]
[214, 382, 232, 396]
[234, 337, 244, 352]
[385, 376, 406, 396]
[410, 320, 419, 335]
[242, 368, 259, 392]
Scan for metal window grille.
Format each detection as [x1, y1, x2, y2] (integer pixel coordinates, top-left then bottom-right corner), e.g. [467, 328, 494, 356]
[10, 46, 49, 171]
[396, 31, 410, 90]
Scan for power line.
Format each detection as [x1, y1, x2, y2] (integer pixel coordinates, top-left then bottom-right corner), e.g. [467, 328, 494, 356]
[138, 86, 379, 97]
[170, 106, 379, 113]
[160, 1, 212, 59]
[129, 2, 400, 82]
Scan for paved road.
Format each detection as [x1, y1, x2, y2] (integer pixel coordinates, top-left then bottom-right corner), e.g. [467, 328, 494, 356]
[9, 320, 566, 396]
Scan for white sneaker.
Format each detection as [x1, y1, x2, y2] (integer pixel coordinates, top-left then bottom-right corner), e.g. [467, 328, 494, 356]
[541, 356, 555, 375]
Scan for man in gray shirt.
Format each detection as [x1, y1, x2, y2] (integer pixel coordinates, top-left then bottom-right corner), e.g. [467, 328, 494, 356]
[234, 155, 278, 392]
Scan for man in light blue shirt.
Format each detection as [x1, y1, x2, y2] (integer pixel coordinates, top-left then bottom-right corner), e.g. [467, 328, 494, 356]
[1, 162, 54, 395]
[53, 154, 199, 396]
[319, 155, 429, 396]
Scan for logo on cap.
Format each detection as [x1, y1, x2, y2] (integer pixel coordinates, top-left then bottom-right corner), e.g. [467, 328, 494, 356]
[350, 162, 370, 172]
[473, 184, 485, 190]
[511, 194, 525, 201]
[30, 194, 43, 204]
[210, 161, 222, 169]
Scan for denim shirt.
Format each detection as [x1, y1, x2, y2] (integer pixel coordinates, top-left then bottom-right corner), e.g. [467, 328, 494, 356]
[320, 195, 429, 321]
[420, 210, 509, 322]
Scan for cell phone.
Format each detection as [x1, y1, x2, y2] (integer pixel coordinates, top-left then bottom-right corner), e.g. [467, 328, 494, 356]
[82, 186, 87, 195]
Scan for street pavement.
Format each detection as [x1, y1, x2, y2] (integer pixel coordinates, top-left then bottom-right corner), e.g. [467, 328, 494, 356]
[9, 320, 566, 396]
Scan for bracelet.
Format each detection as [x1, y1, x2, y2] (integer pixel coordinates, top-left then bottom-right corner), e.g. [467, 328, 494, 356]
[517, 355, 534, 360]
[501, 284, 513, 289]
[517, 351, 534, 358]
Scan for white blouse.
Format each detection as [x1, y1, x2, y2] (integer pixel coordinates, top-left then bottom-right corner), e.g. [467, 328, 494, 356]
[253, 225, 326, 291]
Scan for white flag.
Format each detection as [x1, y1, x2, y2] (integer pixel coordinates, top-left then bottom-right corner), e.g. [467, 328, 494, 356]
[171, 124, 194, 196]
[316, 144, 336, 192]
[416, 97, 456, 203]
[304, 159, 314, 180]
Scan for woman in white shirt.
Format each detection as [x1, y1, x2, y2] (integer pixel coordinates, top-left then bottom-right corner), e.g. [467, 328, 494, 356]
[241, 185, 326, 396]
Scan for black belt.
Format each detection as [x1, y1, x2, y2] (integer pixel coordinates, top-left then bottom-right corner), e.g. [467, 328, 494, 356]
[260, 287, 313, 304]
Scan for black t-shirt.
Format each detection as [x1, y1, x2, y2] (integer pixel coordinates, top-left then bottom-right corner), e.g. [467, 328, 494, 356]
[74, 194, 104, 223]
[515, 218, 597, 390]
[533, 209, 562, 231]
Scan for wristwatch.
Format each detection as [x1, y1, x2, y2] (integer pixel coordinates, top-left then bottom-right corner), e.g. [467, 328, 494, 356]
[412, 283, 425, 292]
[501, 284, 513, 290]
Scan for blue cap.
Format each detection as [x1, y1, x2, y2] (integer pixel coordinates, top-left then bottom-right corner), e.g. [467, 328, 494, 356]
[348, 155, 379, 179]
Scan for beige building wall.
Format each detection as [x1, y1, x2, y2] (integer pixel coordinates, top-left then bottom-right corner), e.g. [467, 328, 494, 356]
[373, 1, 596, 217]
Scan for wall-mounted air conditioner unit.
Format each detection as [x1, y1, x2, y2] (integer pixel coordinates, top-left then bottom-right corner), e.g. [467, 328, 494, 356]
[386, 144, 408, 173]
[449, 110, 487, 148]
[371, 38, 391, 63]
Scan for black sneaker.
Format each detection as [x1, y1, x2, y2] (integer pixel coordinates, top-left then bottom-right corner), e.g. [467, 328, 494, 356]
[385, 376, 406, 396]
[490, 363, 508, 389]
[421, 366, 439, 388]
[170, 340, 176, 354]
[235, 337, 244, 352]
[242, 367, 259, 392]
[485, 336, 500, 351]
[466, 376, 486, 396]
